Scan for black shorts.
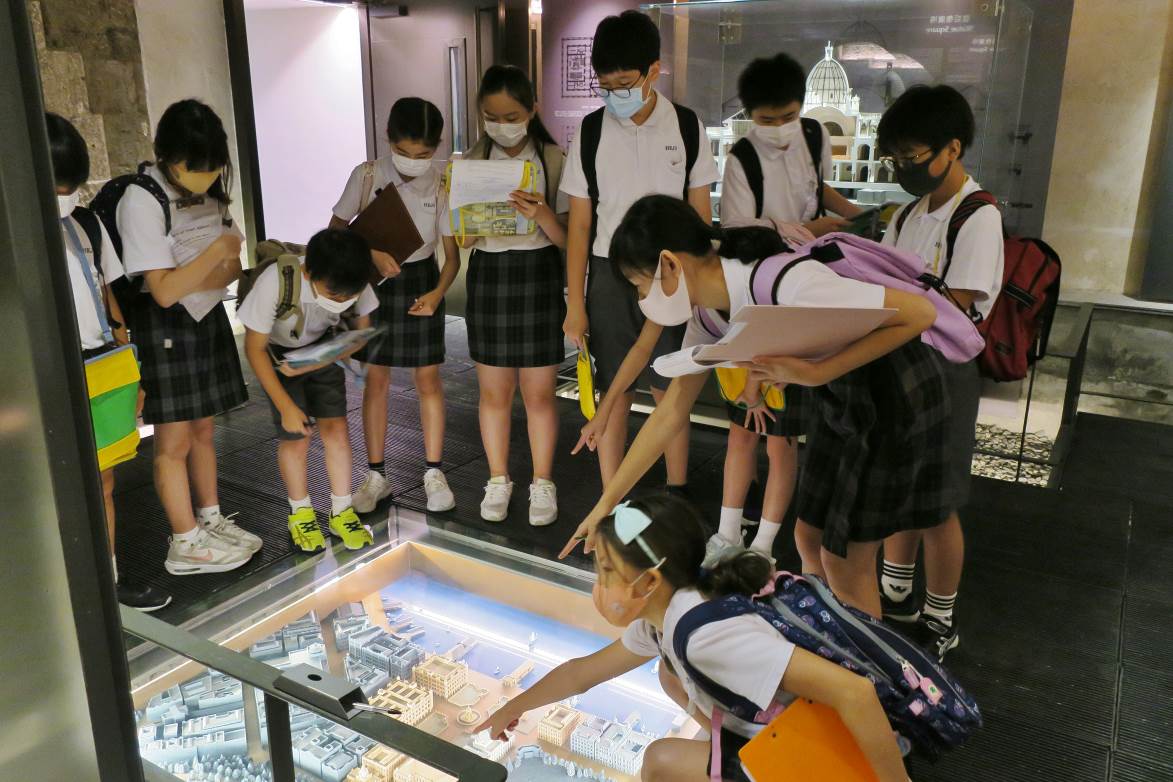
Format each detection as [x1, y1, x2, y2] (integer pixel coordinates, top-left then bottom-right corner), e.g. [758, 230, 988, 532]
[264, 359, 347, 441]
[942, 358, 981, 510]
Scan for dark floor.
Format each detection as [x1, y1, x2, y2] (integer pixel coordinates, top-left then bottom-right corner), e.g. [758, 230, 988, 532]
[114, 319, 1173, 782]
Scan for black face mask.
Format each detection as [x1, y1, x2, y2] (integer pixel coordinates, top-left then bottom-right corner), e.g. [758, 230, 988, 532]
[895, 151, 952, 198]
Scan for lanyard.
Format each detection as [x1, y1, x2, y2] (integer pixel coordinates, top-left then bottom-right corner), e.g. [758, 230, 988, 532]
[62, 217, 114, 345]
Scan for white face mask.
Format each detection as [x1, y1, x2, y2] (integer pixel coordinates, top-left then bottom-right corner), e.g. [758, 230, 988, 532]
[57, 191, 81, 218]
[753, 120, 803, 149]
[637, 255, 692, 327]
[484, 120, 529, 148]
[392, 153, 433, 178]
[312, 282, 357, 315]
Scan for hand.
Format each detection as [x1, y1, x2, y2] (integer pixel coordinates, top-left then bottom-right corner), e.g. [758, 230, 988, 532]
[771, 219, 816, 246]
[563, 306, 588, 351]
[560, 506, 606, 559]
[508, 190, 549, 221]
[215, 232, 243, 261]
[742, 405, 776, 436]
[280, 403, 311, 436]
[408, 289, 443, 317]
[475, 703, 524, 741]
[742, 355, 830, 388]
[802, 215, 851, 237]
[113, 326, 131, 347]
[572, 413, 609, 455]
[372, 249, 401, 279]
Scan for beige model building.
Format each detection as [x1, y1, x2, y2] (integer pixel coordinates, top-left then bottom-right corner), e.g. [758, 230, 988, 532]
[538, 704, 582, 747]
[369, 680, 433, 727]
[392, 757, 459, 782]
[345, 745, 407, 782]
[413, 654, 469, 700]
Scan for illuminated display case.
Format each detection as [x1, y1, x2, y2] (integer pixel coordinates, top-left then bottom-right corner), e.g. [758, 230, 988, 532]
[125, 513, 701, 782]
[640, 0, 1034, 220]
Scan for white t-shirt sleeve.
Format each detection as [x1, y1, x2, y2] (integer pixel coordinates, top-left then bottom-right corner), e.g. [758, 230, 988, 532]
[332, 163, 367, 222]
[355, 284, 379, 317]
[97, 222, 125, 284]
[559, 132, 589, 200]
[234, 265, 280, 336]
[880, 203, 911, 247]
[777, 260, 886, 309]
[719, 156, 772, 230]
[621, 620, 662, 658]
[688, 117, 721, 189]
[943, 204, 1003, 302]
[819, 123, 833, 179]
[116, 184, 174, 276]
[686, 614, 797, 711]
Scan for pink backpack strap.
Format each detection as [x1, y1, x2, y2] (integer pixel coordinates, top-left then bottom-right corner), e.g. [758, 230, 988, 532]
[696, 307, 726, 339]
[747, 252, 816, 305]
[709, 708, 724, 782]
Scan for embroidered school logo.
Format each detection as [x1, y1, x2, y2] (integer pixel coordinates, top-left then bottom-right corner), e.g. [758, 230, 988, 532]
[664, 144, 679, 152]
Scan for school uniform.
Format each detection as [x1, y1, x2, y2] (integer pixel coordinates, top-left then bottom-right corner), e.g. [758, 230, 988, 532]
[623, 588, 797, 782]
[883, 177, 1002, 509]
[333, 157, 453, 368]
[116, 164, 248, 424]
[236, 261, 378, 440]
[465, 139, 569, 367]
[560, 90, 721, 391]
[682, 256, 952, 556]
[60, 211, 124, 353]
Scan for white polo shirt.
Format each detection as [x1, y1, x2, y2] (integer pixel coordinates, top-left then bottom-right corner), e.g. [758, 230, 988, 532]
[61, 214, 124, 350]
[560, 90, 721, 258]
[882, 177, 1003, 319]
[236, 259, 379, 349]
[333, 157, 453, 265]
[720, 123, 834, 228]
[622, 588, 797, 738]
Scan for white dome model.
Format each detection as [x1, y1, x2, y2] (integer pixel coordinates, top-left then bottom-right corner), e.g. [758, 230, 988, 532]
[806, 42, 858, 114]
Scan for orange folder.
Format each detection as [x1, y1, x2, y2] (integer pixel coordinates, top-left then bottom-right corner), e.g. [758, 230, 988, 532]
[738, 700, 880, 782]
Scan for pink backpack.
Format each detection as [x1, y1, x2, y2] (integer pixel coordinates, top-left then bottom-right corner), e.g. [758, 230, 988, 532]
[748, 233, 985, 364]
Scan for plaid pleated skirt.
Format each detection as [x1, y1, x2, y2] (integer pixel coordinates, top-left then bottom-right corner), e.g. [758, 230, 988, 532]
[724, 384, 812, 438]
[466, 245, 566, 367]
[796, 340, 952, 557]
[361, 257, 446, 368]
[132, 297, 247, 425]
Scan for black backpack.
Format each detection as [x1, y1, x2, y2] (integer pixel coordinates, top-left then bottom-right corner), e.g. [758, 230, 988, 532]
[728, 117, 826, 219]
[578, 102, 701, 251]
[67, 206, 122, 332]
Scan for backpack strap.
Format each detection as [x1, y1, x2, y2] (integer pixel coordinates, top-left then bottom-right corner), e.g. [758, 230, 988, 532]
[800, 118, 825, 218]
[673, 103, 701, 200]
[747, 253, 818, 306]
[538, 142, 565, 208]
[579, 107, 607, 251]
[71, 207, 103, 273]
[941, 190, 1000, 280]
[358, 161, 377, 212]
[273, 254, 305, 339]
[134, 162, 173, 235]
[729, 137, 764, 219]
[671, 599, 768, 721]
[696, 307, 725, 339]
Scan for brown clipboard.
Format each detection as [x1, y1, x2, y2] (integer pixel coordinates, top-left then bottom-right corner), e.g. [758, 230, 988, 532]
[348, 178, 425, 276]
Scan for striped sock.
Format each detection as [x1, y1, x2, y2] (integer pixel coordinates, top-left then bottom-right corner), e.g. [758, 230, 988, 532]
[881, 560, 916, 603]
[924, 591, 957, 626]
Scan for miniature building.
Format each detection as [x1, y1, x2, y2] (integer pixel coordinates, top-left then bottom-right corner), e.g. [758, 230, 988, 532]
[467, 729, 513, 762]
[345, 745, 408, 782]
[350, 626, 425, 681]
[538, 704, 582, 747]
[413, 654, 469, 699]
[369, 679, 433, 727]
[803, 42, 885, 188]
[392, 758, 459, 782]
[569, 715, 654, 776]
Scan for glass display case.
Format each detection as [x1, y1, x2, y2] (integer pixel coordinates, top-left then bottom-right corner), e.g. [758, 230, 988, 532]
[640, 0, 1034, 222]
[125, 512, 700, 782]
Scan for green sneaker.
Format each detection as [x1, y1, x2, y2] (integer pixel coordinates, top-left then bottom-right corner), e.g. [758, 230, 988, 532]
[329, 507, 373, 550]
[288, 507, 326, 553]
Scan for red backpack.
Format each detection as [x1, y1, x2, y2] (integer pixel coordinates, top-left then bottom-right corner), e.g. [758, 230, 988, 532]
[895, 191, 1062, 381]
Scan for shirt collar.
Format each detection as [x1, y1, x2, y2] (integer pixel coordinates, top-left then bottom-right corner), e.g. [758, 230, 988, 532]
[919, 176, 979, 223]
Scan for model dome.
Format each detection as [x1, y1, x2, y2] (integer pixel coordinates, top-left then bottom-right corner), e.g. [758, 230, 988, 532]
[806, 42, 853, 112]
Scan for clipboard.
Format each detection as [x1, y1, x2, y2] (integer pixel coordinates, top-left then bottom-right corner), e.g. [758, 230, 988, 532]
[738, 700, 879, 782]
[444, 160, 539, 239]
[348, 180, 425, 269]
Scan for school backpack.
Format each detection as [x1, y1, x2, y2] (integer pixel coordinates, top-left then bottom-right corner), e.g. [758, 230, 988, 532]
[578, 102, 701, 249]
[65, 206, 123, 333]
[749, 233, 986, 364]
[894, 191, 1062, 381]
[236, 240, 308, 340]
[672, 571, 982, 759]
[728, 118, 826, 220]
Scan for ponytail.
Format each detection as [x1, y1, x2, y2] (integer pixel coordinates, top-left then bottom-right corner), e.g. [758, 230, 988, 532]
[714, 225, 789, 264]
[697, 550, 774, 598]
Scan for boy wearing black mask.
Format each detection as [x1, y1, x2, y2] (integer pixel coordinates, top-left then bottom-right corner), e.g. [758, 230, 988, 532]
[875, 85, 1004, 660]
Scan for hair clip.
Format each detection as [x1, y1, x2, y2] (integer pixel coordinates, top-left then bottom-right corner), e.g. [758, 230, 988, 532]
[612, 502, 665, 569]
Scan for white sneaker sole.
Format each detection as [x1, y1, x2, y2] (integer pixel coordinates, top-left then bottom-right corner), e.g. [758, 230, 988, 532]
[164, 557, 251, 576]
[481, 506, 509, 522]
[427, 494, 456, 512]
[354, 485, 393, 514]
[529, 510, 558, 527]
[122, 596, 173, 613]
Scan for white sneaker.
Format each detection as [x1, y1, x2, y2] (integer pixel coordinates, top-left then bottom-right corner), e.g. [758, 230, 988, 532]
[480, 477, 513, 522]
[424, 468, 456, 512]
[354, 471, 392, 514]
[528, 479, 558, 527]
[200, 511, 263, 553]
[165, 527, 253, 576]
[701, 532, 746, 570]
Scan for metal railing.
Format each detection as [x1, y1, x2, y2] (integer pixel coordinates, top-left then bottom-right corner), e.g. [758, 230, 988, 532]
[121, 606, 507, 782]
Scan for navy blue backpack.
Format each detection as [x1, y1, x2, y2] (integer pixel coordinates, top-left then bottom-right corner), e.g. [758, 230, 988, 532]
[672, 572, 981, 759]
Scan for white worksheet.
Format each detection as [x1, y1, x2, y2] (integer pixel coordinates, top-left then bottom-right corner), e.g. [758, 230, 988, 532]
[447, 160, 527, 209]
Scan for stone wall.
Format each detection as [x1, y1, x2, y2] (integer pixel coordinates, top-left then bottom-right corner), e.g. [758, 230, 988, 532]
[29, 0, 152, 191]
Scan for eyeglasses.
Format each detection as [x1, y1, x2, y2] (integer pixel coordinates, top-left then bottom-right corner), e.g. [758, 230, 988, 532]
[591, 77, 645, 100]
[880, 147, 938, 173]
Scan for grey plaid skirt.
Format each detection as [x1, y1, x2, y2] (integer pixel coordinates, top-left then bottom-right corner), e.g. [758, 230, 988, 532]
[466, 245, 566, 367]
[796, 340, 952, 557]
[133, 297, 248, 424]
[725, 384, 812, 438]
[361, 257, 446, 368]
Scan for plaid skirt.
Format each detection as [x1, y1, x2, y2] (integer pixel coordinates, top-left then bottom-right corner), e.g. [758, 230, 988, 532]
[361, 257, 446, 368]
[796, 340, 952, 557]
[466, 245, 566, 367]
[724, 384, 812, 438]
[132, 297, 247, 424]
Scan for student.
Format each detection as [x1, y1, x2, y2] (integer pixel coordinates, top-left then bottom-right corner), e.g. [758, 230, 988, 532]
[330, 98, 461, 516]
[238, 229, 379, 553]
[563, 195, 951, 622]
[460, 65, 568, 525]
[875, 85, 1003, 660]
[480, 495, 910, 782]
[559, 10, 720, 490]
[47, 112, 172, 611]
[116, 99, 261, 576]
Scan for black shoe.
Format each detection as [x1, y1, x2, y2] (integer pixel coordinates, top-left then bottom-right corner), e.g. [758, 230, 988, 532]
[881, 591, 921, 624]
[917, 615, 959, 661]
[117, 580, 173, 613]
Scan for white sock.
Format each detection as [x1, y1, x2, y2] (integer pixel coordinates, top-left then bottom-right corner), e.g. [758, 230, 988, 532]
[174, 527, 201, 543]
[289, 496, 313, 513]
[331, 493, 353, 516]
[196, 505, 221, 523]
[881, 560, 916, 603]
[924, 590, 957, 626]
[750, 519, 781, 554]
[718, 506, 743, 543]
